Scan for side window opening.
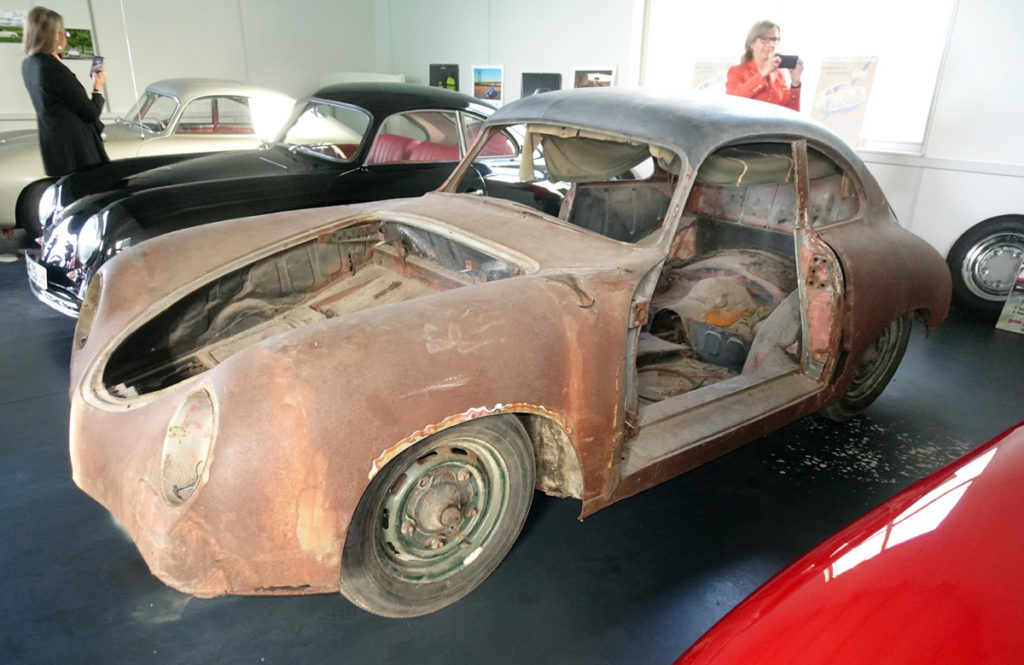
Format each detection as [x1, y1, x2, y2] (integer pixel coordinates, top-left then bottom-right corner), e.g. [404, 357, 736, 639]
[175, 96, 255, 135]
[369, 111, 462, 164]
[513, 125, 679, 243]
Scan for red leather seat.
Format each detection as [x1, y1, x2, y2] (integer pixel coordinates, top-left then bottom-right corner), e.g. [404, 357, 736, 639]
[408, 141, 460, 162]
[368, 133, 421, 163]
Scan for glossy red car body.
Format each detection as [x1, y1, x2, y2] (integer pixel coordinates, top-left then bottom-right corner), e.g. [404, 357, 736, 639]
[675, 421, 1024, 665]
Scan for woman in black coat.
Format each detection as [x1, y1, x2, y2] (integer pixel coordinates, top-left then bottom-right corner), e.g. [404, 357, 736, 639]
[21, 6, 109, 177]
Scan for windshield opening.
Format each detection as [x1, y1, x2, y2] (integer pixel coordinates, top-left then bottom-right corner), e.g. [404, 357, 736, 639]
[462, 123, 682, 244]
[122, 91, 179, 133]
[277, 99, 372, 162]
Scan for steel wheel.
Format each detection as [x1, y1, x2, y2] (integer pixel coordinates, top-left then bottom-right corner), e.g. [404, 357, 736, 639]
[948, 216, 1024, 320]
[340, 415, 534, 617]
[823, 314, 911, 421]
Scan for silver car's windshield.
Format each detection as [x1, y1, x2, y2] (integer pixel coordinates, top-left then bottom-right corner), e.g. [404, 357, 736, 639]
[276, 100, 371, 162]
[122, 91, 179, 133]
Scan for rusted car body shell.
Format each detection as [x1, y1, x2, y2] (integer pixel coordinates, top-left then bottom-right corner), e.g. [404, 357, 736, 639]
[68, 89, 950, 597]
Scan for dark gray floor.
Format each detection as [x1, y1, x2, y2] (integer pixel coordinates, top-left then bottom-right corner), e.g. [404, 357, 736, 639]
[2, 229, 1022, 665]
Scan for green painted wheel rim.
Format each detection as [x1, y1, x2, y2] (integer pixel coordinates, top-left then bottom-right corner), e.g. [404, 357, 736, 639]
[376, 440, 509, 583]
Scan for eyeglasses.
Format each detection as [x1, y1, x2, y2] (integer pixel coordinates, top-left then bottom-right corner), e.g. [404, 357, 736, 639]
[758, 36, 780, 44]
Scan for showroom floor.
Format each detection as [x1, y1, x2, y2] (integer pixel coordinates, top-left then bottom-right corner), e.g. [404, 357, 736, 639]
[2, 229, 1022, 665]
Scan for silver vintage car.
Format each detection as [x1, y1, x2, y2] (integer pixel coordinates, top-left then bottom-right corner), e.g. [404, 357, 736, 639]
[0, 78, 294, 235]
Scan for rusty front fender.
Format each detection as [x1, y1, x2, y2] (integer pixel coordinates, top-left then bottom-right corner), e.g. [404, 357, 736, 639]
[73, 270, 640, 596]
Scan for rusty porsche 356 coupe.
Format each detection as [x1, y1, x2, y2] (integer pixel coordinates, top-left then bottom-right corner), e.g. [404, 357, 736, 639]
[68, 88, 950, 617]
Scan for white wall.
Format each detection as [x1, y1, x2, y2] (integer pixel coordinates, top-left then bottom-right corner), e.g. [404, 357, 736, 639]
[3, 0, 638, 131]
[373, 0, 642, 99]
[238, 0, 378, 96]
[924, 0, 1023, 164]
[1, 0, 379, 131]
[4, 0, 1017, 170]
[0, 0, 96, 127]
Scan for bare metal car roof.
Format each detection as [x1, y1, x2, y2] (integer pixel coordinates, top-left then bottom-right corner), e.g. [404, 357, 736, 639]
[487, 87, 856, 168]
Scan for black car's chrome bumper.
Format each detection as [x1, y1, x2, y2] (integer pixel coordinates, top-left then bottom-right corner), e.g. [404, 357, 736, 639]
[23, 250, 83, 318]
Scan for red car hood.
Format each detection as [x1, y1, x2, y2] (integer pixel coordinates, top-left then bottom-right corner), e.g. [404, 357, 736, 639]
[676, 422, 1024, 665]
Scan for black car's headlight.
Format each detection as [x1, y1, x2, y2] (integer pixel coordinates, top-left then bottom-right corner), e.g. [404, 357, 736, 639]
[77, 213, 103, 264]
[37, 183, 60, 229]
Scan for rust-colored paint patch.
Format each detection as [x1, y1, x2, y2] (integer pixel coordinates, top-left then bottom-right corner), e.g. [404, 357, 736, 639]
[805, 289, 837, 357]
[669, 224, 697, 260]
[295, 447, 339, 565]
[369, 403, 572, 480]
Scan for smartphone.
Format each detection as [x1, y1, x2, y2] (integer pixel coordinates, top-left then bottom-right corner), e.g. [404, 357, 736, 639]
[90, 56, 104, 76]
[778, 54, 799, 69]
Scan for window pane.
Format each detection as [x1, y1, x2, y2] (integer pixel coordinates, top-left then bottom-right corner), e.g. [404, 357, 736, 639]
[279, 100, 371, 161]
[465, 116, 517, 158]
[370, 111, 461, 164]
[125, 92, 178, 133]
[213, 97, 254, 133]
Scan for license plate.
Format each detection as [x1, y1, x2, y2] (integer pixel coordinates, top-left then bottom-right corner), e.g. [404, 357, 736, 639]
[26, 258, 48, 292]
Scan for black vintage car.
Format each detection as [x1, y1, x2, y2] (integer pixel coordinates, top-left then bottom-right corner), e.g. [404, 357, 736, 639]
[26, 82, 557, 316]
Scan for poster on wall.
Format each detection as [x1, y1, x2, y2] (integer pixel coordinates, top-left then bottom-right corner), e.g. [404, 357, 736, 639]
[996, 258, 1024, 335]
[0, 11, 93, 57]
[0, 8, 26, 43]
[572, 66, 615, 88]
[62, 28, 95, 58]
[521, 72, 561, 97]
[0, 25, 21, 43]
[472, 65, 502, 102]
[811, 56, 878, 147]
[691, 58, 733, 94]
[429, 64, 459, 91]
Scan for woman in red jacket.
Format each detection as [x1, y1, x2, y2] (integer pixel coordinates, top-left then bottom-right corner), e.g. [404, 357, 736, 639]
[726, 20, 803, 111]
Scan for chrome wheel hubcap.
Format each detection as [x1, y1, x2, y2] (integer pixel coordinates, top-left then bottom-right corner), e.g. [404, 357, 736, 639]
[962, 232, 1024, 301]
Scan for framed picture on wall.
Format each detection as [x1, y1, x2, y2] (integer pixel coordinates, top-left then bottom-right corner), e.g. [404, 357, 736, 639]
[811, 56, 879, 147]
[691, 58, 734, 94]
[472, 65, 503, 102]
[63, 28, 95, 59]
[0, 9, 25, 43]
[571, 66, 616, 88]
[521, 72, 561, 97]
[429, 64, 459, 91]
[0, 25, 23, 44]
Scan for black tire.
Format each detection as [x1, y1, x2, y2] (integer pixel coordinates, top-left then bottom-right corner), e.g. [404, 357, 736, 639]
[340, 415, 535, 617]
[15, 179, 56, 238]
[947, 215, 1024, 320]
[822, 314, 911, 422]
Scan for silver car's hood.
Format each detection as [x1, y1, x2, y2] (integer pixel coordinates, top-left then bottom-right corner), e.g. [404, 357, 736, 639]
[0, 131, 39, 152]
[0, 129, 39, 144]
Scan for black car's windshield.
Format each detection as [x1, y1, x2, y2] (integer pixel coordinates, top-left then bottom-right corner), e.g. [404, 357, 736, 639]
[122, 91, 179, 133]
[276, 100, 371, 162]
